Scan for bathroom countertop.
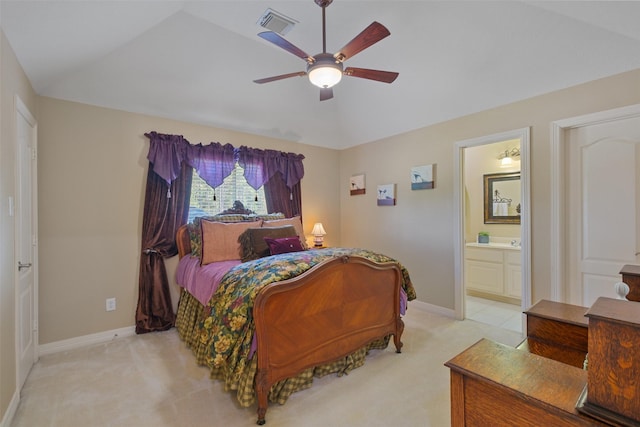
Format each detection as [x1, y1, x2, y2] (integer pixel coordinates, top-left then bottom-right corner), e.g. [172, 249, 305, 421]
[466, 242, 521, 250]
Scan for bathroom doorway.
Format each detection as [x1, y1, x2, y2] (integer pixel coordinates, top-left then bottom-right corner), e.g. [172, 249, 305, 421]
[453, 128, 531, 334]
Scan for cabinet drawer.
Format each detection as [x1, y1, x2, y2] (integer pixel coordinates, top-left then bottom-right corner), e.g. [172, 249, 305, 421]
[465, 247, 503, 263]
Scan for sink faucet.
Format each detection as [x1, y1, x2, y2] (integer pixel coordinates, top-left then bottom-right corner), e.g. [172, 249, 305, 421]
[511, 240, 519, 247]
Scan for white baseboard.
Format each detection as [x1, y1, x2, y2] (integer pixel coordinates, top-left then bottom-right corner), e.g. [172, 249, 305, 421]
[39, 326, 136, 356]
[409, 299, 456, 318]
[0, 389, 19, 427]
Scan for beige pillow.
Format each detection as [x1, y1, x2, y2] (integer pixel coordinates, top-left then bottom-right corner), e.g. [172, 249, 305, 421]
[262, 216, 308, 249]
[200, 219, 262, 265]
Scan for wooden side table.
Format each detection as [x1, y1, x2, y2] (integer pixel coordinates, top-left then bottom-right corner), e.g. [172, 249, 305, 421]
[518, 299, 589, 368]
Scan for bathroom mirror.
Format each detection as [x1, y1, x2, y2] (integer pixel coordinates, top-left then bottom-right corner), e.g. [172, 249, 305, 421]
[484, 172, 521, 224]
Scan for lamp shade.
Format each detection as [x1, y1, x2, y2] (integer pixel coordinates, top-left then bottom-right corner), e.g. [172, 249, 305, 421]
[500, 156, 513, 167]
[311, 222, 326, 248]
[311, 223, 326, 236]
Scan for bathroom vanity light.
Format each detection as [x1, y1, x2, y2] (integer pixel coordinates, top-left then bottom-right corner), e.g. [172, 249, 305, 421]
[499, 148, 520, 167]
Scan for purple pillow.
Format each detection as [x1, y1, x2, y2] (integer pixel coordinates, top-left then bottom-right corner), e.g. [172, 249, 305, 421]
[264, 236, 304, 255]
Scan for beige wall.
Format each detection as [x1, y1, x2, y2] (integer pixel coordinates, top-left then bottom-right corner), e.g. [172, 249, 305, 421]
[0, 30, 38, 423]
[36, 97, 341, 345]
[340, 68, 640, 310]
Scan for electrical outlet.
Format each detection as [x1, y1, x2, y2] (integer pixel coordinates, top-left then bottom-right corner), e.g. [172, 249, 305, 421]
[106, 297, 116, 312]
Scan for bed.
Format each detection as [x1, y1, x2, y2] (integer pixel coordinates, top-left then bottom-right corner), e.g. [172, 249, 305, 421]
[174, 214, 416, 424]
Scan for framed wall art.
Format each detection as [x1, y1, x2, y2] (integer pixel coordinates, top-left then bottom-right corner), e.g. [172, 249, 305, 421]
[350, 174, 366, 195]
[411, 164, 435, 190]
[377, 183, 396, 206]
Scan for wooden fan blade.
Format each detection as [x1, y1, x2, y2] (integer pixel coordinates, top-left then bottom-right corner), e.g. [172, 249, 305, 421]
[258, 32, 314, 62]
[320, 87, 333, 101]
[334, 22, 390, 62]
[344, 67, 398, 83]
[254, 71, 307, 84]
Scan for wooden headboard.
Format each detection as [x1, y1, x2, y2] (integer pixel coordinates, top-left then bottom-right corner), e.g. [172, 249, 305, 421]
[176, 225, 191, 259]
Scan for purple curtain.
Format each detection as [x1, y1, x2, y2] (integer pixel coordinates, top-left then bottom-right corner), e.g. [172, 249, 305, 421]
[264, 172, 302, 219]
[137, 132, 305, 332]
[135, 160, 192, 334]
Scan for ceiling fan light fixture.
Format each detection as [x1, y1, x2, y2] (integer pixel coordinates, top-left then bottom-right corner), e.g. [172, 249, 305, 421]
[307, 54, 343, 88]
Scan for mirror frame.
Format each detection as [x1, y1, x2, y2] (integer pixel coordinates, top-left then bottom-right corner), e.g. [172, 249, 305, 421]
[483, 172, 521, 224]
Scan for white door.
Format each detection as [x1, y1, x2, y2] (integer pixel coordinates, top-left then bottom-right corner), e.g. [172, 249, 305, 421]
[16, 97, 38, 390]
[566, 115, 640, 306]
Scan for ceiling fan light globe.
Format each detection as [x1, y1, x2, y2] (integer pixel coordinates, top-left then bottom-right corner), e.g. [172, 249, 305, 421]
[309, 66, 343, 88]
[307, 53, 344, 88]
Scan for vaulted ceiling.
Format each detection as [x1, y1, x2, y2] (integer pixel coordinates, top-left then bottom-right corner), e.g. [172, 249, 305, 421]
[3, 1, 640, 149]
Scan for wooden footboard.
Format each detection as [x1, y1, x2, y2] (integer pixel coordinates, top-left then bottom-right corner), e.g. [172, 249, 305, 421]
[253, 255, 404, 425]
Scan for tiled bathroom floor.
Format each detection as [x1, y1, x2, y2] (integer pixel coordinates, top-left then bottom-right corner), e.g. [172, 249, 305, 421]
[465, 295, 524, 333]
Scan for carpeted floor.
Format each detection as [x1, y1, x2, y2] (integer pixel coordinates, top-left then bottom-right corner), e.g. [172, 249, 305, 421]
[11, 306, 523, 427]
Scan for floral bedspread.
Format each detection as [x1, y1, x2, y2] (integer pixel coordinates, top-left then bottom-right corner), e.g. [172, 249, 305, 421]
[198, 247, 415, 382]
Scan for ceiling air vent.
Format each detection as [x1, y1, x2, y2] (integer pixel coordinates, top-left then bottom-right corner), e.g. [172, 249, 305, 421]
[257, 8, 297, 36]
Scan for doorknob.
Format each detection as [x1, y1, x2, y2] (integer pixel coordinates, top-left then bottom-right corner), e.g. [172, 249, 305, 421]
[18, 262, 32, 271]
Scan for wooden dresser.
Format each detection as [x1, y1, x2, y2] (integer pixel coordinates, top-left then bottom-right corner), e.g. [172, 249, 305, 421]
[446, 297, 640, 426]
[577, 298, 640, 426]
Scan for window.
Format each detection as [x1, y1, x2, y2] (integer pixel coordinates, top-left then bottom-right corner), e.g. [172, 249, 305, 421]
[189, 163, 267, 222]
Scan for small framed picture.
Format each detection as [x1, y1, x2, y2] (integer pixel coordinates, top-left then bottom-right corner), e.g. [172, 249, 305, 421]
[377, 184, 396, 206]
[411, 164, 436, 190]
[350, 174, 366, 195]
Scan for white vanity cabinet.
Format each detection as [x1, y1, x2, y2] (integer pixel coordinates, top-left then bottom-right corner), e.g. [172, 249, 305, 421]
[504, 250, 522, 299]
[465, 243, 521, 303]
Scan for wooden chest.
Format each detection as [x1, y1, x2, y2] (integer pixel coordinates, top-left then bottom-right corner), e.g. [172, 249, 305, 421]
[577, 297, 640, 426]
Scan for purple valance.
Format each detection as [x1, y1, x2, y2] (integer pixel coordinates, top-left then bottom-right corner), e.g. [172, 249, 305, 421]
[146, 132, 188, 186]
[237, 146, 305, 191]
[186, 142, 236, 189]
[145, 132, 305, 192]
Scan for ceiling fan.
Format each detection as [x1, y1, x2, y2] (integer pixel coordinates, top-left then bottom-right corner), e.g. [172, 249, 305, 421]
[253, 0, 399, 101]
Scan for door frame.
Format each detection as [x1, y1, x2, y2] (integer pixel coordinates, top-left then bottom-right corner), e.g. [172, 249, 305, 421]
[14, 95, 39, 388]
[550, 103, 640, 301]
[453, 127, 531, 321]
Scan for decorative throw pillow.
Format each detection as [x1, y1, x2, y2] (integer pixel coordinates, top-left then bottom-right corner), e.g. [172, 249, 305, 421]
[189, 215, 260, 259]
[265, 236, 305, 255]
[255, 213, 285, 221]
[238, 225, 297, 262]
[187, 222, 203, 258]
[200, 219, 261, 265]
[262, 216, 308, 249]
